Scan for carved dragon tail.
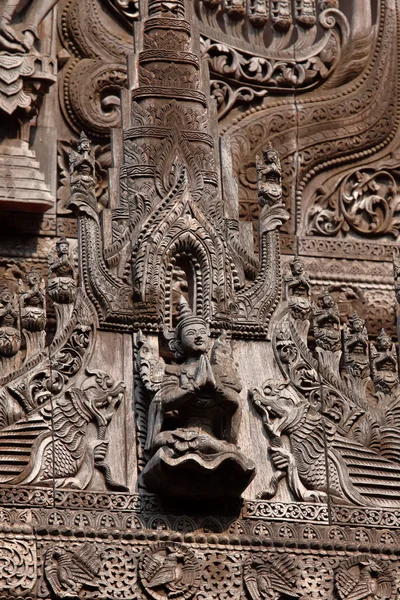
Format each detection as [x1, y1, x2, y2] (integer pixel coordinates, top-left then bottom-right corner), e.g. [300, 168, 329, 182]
[95, 425, 129, 492]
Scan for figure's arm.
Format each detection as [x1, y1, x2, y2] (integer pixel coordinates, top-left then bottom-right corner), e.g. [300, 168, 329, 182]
[23, 0, 60, 34]
[160, 378, 196, 410]
[214, 384, 240, 412]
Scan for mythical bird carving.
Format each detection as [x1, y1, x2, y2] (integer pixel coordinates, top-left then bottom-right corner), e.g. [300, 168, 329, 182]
[244, 554, 299, 600]
[334, 556, 394, 600]
[138, 542, 200, 600]
[44, 542, 101, 599]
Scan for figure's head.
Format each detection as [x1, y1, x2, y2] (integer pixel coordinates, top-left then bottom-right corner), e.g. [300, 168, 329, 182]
[290, 256, 304, 276]
[78, 131, 91, 153]
[0, 285, 13, 305]
[26, 268, 41, 287]
[349, 312, 364, 333]
[319, 288, 335, 309]
[171, 297, 210, 358]
[376, 328, 392, 351]
[56, 237, 69, 256]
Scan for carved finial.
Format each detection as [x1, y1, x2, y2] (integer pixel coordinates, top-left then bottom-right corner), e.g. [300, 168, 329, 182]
[256, 143, 283, 208]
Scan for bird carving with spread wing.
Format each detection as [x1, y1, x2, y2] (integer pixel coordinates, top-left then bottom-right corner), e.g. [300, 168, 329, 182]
[335, 557, 394, 600]
[139, 543, 200, 600]
[244, 555, 299, 600]
[44, 542, 101, 599]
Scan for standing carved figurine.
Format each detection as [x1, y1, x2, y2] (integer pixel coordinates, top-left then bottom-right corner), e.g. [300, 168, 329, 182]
[370, 329, 399, 396]
[48, 237, 76, 336]
[313, 288, 341, 372]
[19, 268, 46, 360]
[48, 238, 76, 304]
[138, 298, 255, 498]
[342, 312, 370, 401]
[256, 142, 283, 208]
[285, 257, 311, 340]
[69, 132, 96, 193]
[0, 285, 20, 362]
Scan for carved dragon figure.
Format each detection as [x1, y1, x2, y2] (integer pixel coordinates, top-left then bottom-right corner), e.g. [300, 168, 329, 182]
[20, 370, 128, 491]
[252, 378, 400, 508]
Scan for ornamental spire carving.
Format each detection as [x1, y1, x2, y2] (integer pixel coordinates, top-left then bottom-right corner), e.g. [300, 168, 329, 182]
[67, 0, 288, 338]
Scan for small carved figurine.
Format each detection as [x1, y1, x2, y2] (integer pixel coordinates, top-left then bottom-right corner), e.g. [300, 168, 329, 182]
[225, 0, 246, 19]
[0, 284, 21, 359]
[295, 0, 316, 26]
[371, 329, 399, 395]
[393, 253, 400, 304]
[248, 0, 269, 27]
[139, 297, 255, 498]
[256, 142, 283, 208]
[271, 0, 292, 31]
[313, 288, 341, 352]
[69, 131, 96, 192]
[343, 312, 369, 381]
[48, 237, 76, 305]
[285, 257, 311, 321]
[44, 542, 101, 599]
[20, 268, 46, 333]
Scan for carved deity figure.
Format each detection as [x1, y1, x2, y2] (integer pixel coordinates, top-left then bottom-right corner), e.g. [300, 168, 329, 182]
[69, 132, 96, 192]
[19, 268, 46, 333]
[48, 237, 76, 305]
[313, 288, 341, 353]
[248, 0, 268, 27]
[371, 329, 399, 395]
[343, 313, 369, 380]
[295, 0, 316, 26]
[0, 284, 20, 358]
[0, 0, 59, 52]
[225, 0, 246, 19]
[271, 0, 292, 31]
[393, 254, 400, 304]
[256, 142, 283, 208]
[138, 298, 255, 498]
[285, 257, 311, 322]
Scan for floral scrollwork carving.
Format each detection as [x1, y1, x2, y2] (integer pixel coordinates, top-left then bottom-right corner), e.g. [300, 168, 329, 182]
[308, 168, 400, 239]
[0, 537, 36, 594]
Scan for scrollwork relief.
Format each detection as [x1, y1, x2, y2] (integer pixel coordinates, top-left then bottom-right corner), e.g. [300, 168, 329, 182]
[308, 168, 400, 239]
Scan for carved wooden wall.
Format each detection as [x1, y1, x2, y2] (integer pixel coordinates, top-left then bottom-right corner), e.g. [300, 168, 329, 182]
[2, 0, 400, 598]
